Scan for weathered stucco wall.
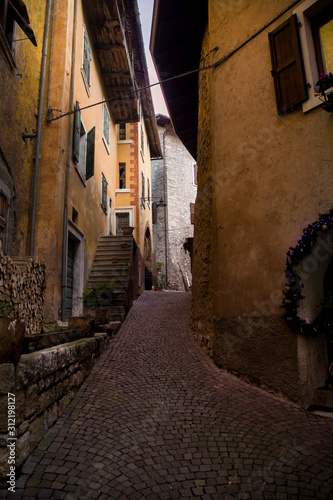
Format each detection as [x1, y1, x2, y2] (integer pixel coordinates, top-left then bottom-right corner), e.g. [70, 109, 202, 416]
[193, 0, 333, 406]
[0, 0, 46, 256]
[191, 24, 215, 353]
[151, 119, 197, 290]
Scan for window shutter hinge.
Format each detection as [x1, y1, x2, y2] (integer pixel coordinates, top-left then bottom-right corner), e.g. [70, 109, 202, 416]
[271, 70, 275, 77]
[307, 82, 311, 88]
[298, 21, 302, 28]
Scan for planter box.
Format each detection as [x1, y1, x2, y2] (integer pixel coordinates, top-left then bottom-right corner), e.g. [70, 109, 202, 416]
[0, 318, 25, 363]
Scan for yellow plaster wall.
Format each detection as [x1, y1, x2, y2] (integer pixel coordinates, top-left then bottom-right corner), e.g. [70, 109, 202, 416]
[0, 0, 46, 256]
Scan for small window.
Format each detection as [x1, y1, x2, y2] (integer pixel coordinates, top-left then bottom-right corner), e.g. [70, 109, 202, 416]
[86, 127, 95, 180]
[152, 201, 157, 225]
[103, 103, 110, 150]
[101, 173, 108, 211]
[82, 26, 91, 91]
[311, 4, 333, 78]
[119, 123, 126, 141]
[193, 163, 198, 185]
[190, 203, 195, 225]
[141, 172, 145, 208]
[119, 163, 126, 189]
[147, 178, 150, 207]
[0, 191, 8, 253]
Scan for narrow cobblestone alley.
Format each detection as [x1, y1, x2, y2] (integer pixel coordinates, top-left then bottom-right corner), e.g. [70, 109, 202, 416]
[3, 291, 333, 500]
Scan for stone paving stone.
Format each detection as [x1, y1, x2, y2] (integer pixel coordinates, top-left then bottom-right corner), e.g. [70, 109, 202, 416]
[1, 291, 333, 498]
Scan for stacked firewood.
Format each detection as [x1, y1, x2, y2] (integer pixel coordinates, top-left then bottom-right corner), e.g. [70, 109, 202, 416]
[0, 253, 46, 334]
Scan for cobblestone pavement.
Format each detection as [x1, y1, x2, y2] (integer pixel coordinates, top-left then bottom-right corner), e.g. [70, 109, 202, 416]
[3, 291, 333, 499]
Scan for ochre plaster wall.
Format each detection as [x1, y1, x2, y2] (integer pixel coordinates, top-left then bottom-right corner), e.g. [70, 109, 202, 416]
[193, 0, 333, 406]
[0, 0, 46, 256]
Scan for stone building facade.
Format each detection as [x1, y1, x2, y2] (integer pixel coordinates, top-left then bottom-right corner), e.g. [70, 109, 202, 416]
[151, 115, 197, 290]
[151, 0, 333, 409]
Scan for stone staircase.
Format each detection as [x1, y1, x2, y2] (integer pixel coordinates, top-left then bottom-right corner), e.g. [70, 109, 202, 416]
[86, 235, 133, 323]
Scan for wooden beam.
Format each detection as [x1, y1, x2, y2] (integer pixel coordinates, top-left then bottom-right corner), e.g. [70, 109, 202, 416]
[89, 19, 119, 28]
[107, 85, 134, 92]
[94, 43, 124, 51]
[102, 70, 130, 77]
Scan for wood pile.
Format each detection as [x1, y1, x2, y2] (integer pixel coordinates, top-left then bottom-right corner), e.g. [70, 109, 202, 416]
[0, 253, 46, 334]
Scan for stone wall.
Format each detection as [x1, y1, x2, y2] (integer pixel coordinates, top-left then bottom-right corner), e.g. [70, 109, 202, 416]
[0, 333, 110, 484]
[0, 253, 46, 335]
[151, 116, 197, 290]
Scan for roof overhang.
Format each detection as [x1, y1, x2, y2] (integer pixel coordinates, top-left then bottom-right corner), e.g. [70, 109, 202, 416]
[150, 0, 207, 160]
[82, 0, 161, 158]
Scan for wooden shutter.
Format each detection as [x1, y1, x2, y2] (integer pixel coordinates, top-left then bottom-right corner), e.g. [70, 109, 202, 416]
[193, 163, 198, 185]
[102, 174, 108, 210]
[86, 127, 95, 180]
[73, 101, 81, 163]
[190, 203, 195, 225]
[269, 15, 308, 114]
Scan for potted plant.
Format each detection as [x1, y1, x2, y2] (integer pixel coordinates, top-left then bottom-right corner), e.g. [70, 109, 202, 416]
[156, 260, 164, 276]
[316, 72, 333, 113]
[0, 299, 25, 363]
[122, 226, 134, 236]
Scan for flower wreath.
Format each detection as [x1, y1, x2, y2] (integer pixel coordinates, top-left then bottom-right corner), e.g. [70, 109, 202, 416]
[282, 209, 333, 335]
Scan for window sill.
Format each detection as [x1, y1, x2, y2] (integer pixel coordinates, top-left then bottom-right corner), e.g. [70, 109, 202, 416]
[116, 189, 130, 193]
[81, 69, 91, 97]
[102, 135, 110, 154]
[302, 93, 324, 113]
[75, 165, 86, 187]
[117, 140, 132, 144]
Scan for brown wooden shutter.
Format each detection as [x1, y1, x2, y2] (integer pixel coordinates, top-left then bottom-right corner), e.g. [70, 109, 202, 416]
[86, 127, 95, 180]
[269, 14, 308, 114]
[190, 203, 195, 225]
[73, 101, 80, 163]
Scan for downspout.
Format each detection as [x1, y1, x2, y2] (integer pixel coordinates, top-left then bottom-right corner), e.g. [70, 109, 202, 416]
[46, 0, 56, 113]
[61, 0, 78, 321]
[30, 0, 53, 256]
[162, 122, 171, 285]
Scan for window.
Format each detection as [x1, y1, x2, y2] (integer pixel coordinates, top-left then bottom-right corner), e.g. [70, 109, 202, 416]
[271, 0, 333, 114]
[190, 203, 195, 225]
[119, 163, 126, 189]
[73, 103, 95, 181]
[269, 15, 308, 114]
[119, 123, 126, 141]
[0, 0, 36, 51]
[310, 4, 333, 77]
[101, 173, 108, 212]
[193, 163, 198, 185]
[141, 172, 145, 208]
[103, 103, 110, 151]
[0, 190, 8, 253]
[86, 127, 95, 180]
[147, 178, 150, 207]
[82, 26, 91, 94]
[141, 123, 145, 159]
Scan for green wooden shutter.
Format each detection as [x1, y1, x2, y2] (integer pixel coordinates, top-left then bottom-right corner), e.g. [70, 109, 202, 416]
[83, 28, 90, 85]
[73, 101, 81, 163]
[269, 15, 308, 114]
[86, 127, 95, 180]
[102, 174, 108, 210]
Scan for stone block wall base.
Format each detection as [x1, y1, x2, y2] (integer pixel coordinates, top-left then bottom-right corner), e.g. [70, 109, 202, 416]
[0, 333, 110, 485]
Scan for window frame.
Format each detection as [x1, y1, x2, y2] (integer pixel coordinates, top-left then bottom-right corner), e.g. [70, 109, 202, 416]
[293, 0, 333, 112]
[102, 102, 110, 153]
[101, 173, 108, 213]
[82, 25, 91, 97]
[118, 162, 126, 190]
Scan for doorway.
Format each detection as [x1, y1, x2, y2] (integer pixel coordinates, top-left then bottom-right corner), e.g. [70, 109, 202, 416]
[116, 212, 130, 235]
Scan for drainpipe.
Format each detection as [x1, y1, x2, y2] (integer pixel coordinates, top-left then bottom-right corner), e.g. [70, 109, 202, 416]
[162, 122, 171, 285]
[46, 0, 56, 113]
[61, 0, 78, 321]
[30, 0, 53, 256]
